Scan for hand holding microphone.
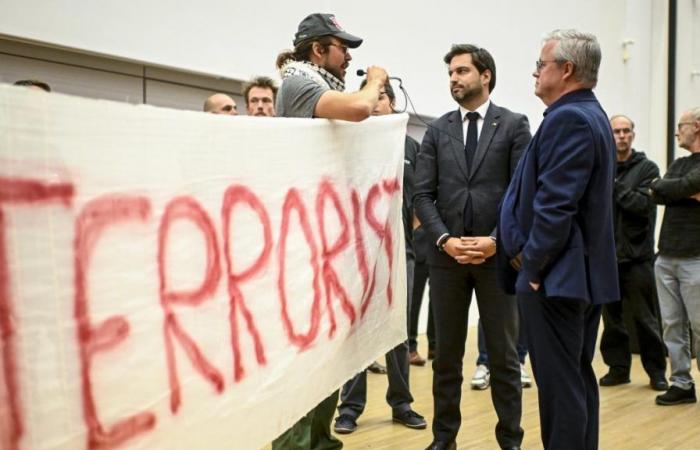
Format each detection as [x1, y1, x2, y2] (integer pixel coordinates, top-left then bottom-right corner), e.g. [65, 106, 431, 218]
[356, 66, 389, 87]
[356, 68, 402, 83]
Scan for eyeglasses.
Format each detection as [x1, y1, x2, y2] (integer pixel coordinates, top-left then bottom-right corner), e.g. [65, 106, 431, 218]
[677, 121, 695, 131]
[535, 59, 561, 71]
[328, 43, 349, 55]
[612, 127, 633, 135]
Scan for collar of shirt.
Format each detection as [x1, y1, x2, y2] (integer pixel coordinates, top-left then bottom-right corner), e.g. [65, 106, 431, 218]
[459, 99, 490, 145]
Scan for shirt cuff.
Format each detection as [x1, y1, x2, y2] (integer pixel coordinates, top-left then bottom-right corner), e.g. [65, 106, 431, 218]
[436, 233, 450, 247]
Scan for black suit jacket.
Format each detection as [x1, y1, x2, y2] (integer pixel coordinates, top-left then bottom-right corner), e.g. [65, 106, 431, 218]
[413, 102, 531, 267]
[402, 135, 420, 259]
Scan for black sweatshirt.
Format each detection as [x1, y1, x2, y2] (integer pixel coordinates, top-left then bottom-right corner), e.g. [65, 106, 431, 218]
[651, 152, 700, 257]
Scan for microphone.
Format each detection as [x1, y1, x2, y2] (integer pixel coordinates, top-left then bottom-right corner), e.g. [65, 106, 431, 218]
[356, 69, 402, 82]
[356, 69, 461, 145]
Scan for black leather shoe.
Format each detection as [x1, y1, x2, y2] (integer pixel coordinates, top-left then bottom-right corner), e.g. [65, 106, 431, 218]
[393, 409, 427, 429]
[599, 371, 630, 386]
[333, 414, 357, 434]
[425, 441, 456, 450]
[656, 385, 697, 405]
[650, 377, 669, 391]
[502, 447, 521, 450]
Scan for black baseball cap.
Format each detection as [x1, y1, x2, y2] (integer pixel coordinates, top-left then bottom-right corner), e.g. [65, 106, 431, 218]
[293, 13, 363, 48]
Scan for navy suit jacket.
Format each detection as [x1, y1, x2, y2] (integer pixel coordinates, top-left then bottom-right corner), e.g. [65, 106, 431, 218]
[498, 89, 619, 304]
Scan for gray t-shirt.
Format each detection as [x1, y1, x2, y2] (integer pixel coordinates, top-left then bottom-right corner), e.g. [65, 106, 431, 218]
[276, 75, 328, 118]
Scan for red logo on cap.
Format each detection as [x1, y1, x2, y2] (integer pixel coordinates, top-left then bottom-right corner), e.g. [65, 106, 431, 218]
[329, 15, 343, 31]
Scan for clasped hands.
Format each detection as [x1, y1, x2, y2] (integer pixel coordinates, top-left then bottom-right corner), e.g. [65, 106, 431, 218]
[443, 236, 495, 265]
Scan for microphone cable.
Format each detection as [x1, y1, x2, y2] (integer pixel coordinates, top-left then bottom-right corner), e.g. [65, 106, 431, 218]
[356, 69, 463, 145]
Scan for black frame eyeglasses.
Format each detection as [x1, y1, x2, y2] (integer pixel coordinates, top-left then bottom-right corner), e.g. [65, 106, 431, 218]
[535, 59, 561, 71]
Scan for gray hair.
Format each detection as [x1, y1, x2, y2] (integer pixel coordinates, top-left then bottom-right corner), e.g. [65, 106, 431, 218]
[544, 29, 601, 88]
[688, 107, 700, 122]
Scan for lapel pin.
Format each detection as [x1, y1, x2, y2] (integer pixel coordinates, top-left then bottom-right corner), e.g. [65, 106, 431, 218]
[492, 122, 498, 127]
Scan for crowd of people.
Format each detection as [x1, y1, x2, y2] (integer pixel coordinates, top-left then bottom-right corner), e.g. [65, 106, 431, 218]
[11, 11, 700, 450]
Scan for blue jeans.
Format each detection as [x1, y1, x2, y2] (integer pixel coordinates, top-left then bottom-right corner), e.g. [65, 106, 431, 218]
[655, 255, 700, 390]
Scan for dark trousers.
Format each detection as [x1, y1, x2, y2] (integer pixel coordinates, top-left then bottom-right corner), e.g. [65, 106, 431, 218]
[408, 258, 436, 353]
[600, 261, 666, 379]
[519, 291, 602, 450]
[429, 262, 522, 447]
[477, 316, 528, 366]
[338, 340, 413, 418]
[338, 257, 414, 418]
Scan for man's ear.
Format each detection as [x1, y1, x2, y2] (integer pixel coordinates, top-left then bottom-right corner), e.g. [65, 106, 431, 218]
[480, 69, 492, 87]
[561, 60, 576, 82]
[312, 41, 326, 58]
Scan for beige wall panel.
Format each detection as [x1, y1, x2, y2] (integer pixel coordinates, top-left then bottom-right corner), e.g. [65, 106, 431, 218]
[0, 53, 143, 104]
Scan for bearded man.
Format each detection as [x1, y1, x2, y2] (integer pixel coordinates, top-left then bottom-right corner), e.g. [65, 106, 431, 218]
[413, 44, 531, 450]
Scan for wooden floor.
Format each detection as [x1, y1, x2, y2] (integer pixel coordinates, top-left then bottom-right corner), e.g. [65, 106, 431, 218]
[268, 328, 700, 449]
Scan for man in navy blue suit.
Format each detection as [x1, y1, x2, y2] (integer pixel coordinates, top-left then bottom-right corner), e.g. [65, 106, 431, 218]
[498, 29, 619, 450]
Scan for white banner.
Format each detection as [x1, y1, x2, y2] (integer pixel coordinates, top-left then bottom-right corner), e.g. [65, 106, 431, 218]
[0, 85, 408, 450]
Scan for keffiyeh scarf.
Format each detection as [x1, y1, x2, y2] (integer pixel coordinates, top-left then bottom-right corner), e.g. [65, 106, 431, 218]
[279, 60, 345, 92]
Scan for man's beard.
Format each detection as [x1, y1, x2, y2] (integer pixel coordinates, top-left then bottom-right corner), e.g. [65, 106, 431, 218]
[323, 63, 345, 82]
[451, 83, 482, 104]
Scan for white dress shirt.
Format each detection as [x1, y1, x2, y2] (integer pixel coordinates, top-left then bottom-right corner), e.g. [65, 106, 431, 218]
[459, 99, 491, 145]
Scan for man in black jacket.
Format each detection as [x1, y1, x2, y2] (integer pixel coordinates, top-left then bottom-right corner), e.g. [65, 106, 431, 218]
[334, 80, 426, 435]
[599, 115, 668, 390]
[651, 107, 700, 406]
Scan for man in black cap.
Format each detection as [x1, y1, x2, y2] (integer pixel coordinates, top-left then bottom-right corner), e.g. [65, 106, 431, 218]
[271, 13, 390, 450]
[275, 13, 387, 120]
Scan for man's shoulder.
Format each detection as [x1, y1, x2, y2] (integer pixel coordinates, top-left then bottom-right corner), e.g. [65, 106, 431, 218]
[542, 102, 599, 133]
[489, 102, 526, 121]
[632, 151, 659, 169]
[277, 75, 328, 118]
[279, 75, 326, 95]
[422, 110, 458, 138]
[432, 109, 459, 124]
[548, 101, 588, 119]
[667, 154, 695, 170]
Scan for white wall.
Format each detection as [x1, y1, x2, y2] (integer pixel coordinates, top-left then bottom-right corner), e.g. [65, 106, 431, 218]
[675, 0, 700, 163]
[1, 0, 698, 163]
[0, 1, 689, 157]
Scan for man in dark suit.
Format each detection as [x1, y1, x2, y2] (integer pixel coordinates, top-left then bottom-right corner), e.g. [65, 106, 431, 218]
[498, 30, 619, 450]
[414, 44, 531, 450]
